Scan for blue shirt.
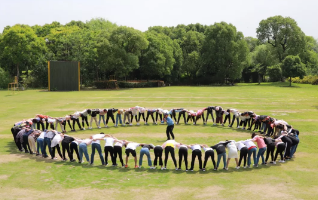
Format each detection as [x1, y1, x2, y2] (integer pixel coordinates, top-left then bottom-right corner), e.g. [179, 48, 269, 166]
[166, 117, 174, 126]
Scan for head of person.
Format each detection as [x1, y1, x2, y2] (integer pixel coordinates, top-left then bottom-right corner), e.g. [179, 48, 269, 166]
[87, 109, 92, 114]
[164, 113, 168, 118]
[251, 133, 256, 138]
[103, 109, 107, 112]
[100, 132, 104, 135]
[226, 109, 230, 113]
[215, 107, 219, 111]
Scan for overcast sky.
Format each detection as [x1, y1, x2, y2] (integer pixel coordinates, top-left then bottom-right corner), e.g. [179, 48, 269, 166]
[0, 0, 317, 38]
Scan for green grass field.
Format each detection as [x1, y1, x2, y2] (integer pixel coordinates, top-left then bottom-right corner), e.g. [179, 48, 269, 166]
[0, 82, 317, 200]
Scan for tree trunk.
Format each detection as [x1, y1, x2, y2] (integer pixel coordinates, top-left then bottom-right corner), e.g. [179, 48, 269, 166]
[17, 64, 19, 85]
[290, 77, 291, 87]
[258, 73, 261, 85]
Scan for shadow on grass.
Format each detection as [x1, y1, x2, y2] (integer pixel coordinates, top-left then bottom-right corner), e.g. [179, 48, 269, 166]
[238, 82, 301, 88]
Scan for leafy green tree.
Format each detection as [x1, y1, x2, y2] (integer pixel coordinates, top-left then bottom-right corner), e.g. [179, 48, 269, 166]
[299, 36, 318, 75]
[257, 16, 306, 62]
[281, 55, 306, 86]
[201, 22, 249, 83]
[251, 44, 278, 84]
[245, 37, 259, 52]
[139, 31, 175, 79]
[0, 24, 46, 82]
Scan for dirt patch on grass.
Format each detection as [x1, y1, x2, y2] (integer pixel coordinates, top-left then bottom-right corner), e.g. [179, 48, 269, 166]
[0, 154, 27, 163]
[238, 183, 296, 199]
[0, 175, 9, 180]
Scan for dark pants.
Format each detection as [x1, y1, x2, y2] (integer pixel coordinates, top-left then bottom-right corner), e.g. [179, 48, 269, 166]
[37, 121, 45, 131]
[281, 137, 292, 158]
[104, 146, 114, 165]
[22, 135, 31, 153]
[70, 142, 80, 161]
[62, 142, 72, 160]
[46, 122, 54, 130]
[138, 113, 146, 122]
[51, 144, 63, 159]
[203, 150, 216, 169]
[164, 146, 177, 167]
[205, 111, 214, 123]
[146, 113, 155, 123]
[223, 114, 231, 125]
[43, 137, 52, 157]
[63, 120, 73, 131]
[274, 143, 286, 161]
[187, 115, 195, 123]
[154, 146, 163, 166]
[170, 112, 177, 121]
[156, 113, 163, 122]
[11, 128, 22, 150]
[265, 143, 275, 162]
[81, 116, 89, 127]
[72, 118, 82, 130]
[238, 147, 248, 166]
[178, 147, 188, 170]
[130, 114, 138, 123]
[190, 149, 202, 170]
[106, 114, 115, 124]
[177, 112, 186, 124]
[195, 114, 205, 124]
[230, 115, 240, 127]
[166, 125, 175, 140]
[113, 146, 124, 166]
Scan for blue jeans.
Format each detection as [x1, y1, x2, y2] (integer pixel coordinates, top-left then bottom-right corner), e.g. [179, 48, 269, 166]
[99, 115, 105, 126]
[290, 135, 299, 158]
[139, 148, 152, 166]
[116, 114, 122, 125]
[216, 153, 226, 168]
[261, 123, 267, 132]
[248, 147, 257, 166]
[79, 143, 89, 162]
[37, 138, 44, 154]
[256, 147, 267, 165]
[43, 137, 52, 157]
[91, 143, 105, 165]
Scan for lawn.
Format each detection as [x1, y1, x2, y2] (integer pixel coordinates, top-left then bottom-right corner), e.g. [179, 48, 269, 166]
[0, 82, 317, 200]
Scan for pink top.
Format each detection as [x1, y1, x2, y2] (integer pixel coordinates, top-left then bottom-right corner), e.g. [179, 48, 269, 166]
[252, 136, 266, 149]
[196, 109, 205, 116]
[99, 109, 107, 115]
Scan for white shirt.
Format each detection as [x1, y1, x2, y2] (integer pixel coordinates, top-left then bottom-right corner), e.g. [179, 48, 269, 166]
[203, 147, 213, 152]
[139, 107, 146, 113]
[104, 138, 115, 147]
[235, 141, 246, 151]
[73, 112, 80, 119]
[92, 134, 105, 144]
[242, 140, 256, 148]
[274, 120, 288, 126]
[157, 108, 164, 114]
[114, 141, 125, 147]
[230, 109, 240, 117]
[130, 107, 139, 116]
[38, 131, 46, 139]
[226, 141, 237, 151]
[126, 142, 140, 150]
[80, 110, 88, 117]
[191, 145, 201, 151]
[177, 144, 188, 149]
[72, 141, 78, 145]
[51, 134, 63, 147]
[239, 115, 247, 121]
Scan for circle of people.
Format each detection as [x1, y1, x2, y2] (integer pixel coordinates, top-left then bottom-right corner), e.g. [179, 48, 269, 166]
[11, 106, 300, 171]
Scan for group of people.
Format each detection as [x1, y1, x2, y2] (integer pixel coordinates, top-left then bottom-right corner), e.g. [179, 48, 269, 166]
[10, 105, 300, 171]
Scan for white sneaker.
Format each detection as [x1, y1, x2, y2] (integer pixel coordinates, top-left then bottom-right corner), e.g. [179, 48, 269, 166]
[144, 122, 147, 125]
[193, 122, 195, 125]
[105, 125, 108, 128]
[88, 127, 92, 130]
[137, 123, 140, 125]
[139, 166, 141, 168]
[163, 167, 167, 170]
[175, 168, 178, 170]
[228, 125, 231, 127]
[161, 167, 164, 170]
[129, 123, 133, 126]
[279, 160, 285, 163]
[244, 166, 246, 168]
[82, 128, 86, 130]
[204, 122, 206, 125]
[155, 122, 158, 125]
[237, 126, 240, 128]
[225, 168, 228, 170]
[114, 124, 117, 127]
[236, 166, 240, 169]
[222, 124, 224, 126]
[213, 123, 216, 125]
[273, 161, 276, 164]
[98, 126, 101, 129]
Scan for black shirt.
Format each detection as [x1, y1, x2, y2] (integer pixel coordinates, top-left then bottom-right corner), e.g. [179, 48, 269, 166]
[264, 138, 275, 145]
[141, 144, 154, 150]
[62, 136, 74, 143]
[211, 141, 230, 154]
[207, 106, 215, 112]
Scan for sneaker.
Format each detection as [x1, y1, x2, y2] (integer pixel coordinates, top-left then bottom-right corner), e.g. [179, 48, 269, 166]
[247, 165, 250, 168]
[112, 164, 118, 167]
[202, 168, 206, 171]
[193, 122, 195, 125]
[254, 164, 258, 167]
[161, 167, 164, 170]
[139, 166, 142, 169]
[81, 160, 85, 163]
[176, 122, 178, 125]
[204, 122, 206, 125]
[105, 125, 108, 128]
[135, 165, 139, 168]
[236, 166, 240, 169]
[129, 123, 133, 126]
[177, 168, 181, 171]
[273, 161, 276, 164]
[98, 126, 101, 129]
[88, 127, 92, 130]
[225, 168, 228, 170]
[71, 130, 76, 132]
[52, 157, 57, 160]
[150, 167, 155, 169]
[214, 168, 217, 171]
[244, 166, 246, 168]
[114, 124, 118, 127]
[228, 125, 231, 127]
[125, 165, 128, 168]
[213, 123, 216, 125]
[78, 161, 82, 164]
[82, 128, 86, 130]
[222, 124, 224, 126]
[137, 123, 140, 125]
[105, 164, 108, 166]
[175, 168, 178, 171]
[71, 159, 76, 162]
[262, 162, 267, 165]
[185, 169, 188, 172]
[242, 127, 246, 130]
[163, 167, 167, 170]
[144, 122, 147, 125]
[122, 165, 125, 168]
[279, 160, 285, 163]
[36, 153, 40, 156]
[155, 122, 158, 125]
[237, 126, 240, 128]
[269, 161, 274, 164]
[190, 169, 194, 171]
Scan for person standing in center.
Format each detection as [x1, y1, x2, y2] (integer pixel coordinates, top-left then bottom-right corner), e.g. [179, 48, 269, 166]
[163, 113, 174, 140]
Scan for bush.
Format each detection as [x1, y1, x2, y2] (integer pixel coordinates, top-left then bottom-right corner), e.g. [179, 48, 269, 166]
[267, 64, 282, 82]
[117, 81, 159, 88]
[0, 68, 12, 89]
[94, 81, 118, 89]
[291, 76, 318, 85]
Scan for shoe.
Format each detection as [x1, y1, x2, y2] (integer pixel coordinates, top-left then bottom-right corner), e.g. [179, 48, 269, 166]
[190, 169, 194, 171]
[137, 123, 140, 125]
[185, 169, 188, 172]
[202, 168, 206, 171]
[150, 167, 155, 169]
[105, 125, 108, 128]
[242, 127, 246, 130]
[155, 122, 158, 125]
[236, 166, 240, 169]
[82, 128, 86, 130]
[52, 157, 57, 160]
[262, 162, 267, 165]
[138, 166, 141, 168]
[279, 160, 285, 163]
[122, 165, 125, 168]
[175, 168, 178, 170]
[176, 122, 178, 125]
[237, 126, 240, 128]
[105, 164, 108, 166]
[269, 161, 274, 164]
[78, 161, 82, 164]
[161, 167, 164, 170]
[43, 155, 48, 158]
[222, 124, 224, 126]
[90, 163, 93, 165]
[204, 122, 206, 125]
[71, 130, 76, 132]
[213, 123, 216, 126]
[273, 161, 276, 164]
[193, 122, 195, 125]
[125, 165, 128, 168]
[163, 167, 167, 170]
[36, 153, 40, 156]
[81, 160, 85, 163]
[228, 125, 231, 127]
[98, 126, 101, 129]
[88, 127, 92, 130]
[129, 123, 133, 126]
[254, 164, 258, 167]
[144, 122, 147, 125]
[114, 124, 118, 127]
[112, 164, 118, 167]
[177, 168, 181, 171]
[247, 165, 250, 168]
[70, 159, 76, 162]
[225, 168, 228, 170]
[244, 166, 246, 168]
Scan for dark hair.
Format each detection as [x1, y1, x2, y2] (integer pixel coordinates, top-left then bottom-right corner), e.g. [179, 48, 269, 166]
[103, 109, 107, 112]
[100, 132, 104, 134]
[87, 109, 91, 114]
[251, 133, 256, 138]
[227, 109, 230, 112]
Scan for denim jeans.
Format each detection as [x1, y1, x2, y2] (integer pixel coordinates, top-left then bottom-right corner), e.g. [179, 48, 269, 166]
[256, 147, 267, 165]
[290, 135, 299, 158]
[261, 123, 267, 132]
[216, 153, 226, 168]
[248, 147, 257, 166]
[79, 143, 89, 162]
[91, 143, 105, 165]
[43, 137, 52, 157]
[37, 138, 44, 154]
[116, 114, 122, 125]
[99, 115, 106, 126]
[139, 148, 152, 166]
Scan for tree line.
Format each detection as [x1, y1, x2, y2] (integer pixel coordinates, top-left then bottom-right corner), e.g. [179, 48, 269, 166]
[0, 16, 317, 88]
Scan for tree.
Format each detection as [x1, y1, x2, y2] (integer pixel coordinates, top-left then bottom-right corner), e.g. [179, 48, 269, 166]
[257, 16, 306, 62]
[250, 44, 278, 84]
[299, 36, 318, 75]
[281, 55, 306, 86]
[139, 31, 175, 79]
[201, 22, 249, 83]
[0, 24, 46, 82]
[245, 37, 259, 52]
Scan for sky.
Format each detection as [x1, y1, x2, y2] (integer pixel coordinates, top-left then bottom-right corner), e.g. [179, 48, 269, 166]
[0, 0, 317, 38]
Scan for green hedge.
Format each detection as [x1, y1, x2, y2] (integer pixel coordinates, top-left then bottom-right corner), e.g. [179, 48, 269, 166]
[291, 76, 318, 85]
[117, 81, 159, 88]
[94, 81, 117, 89]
